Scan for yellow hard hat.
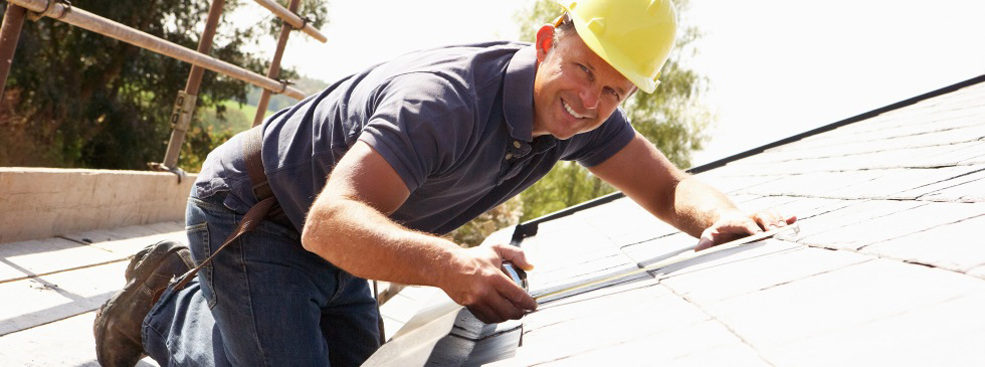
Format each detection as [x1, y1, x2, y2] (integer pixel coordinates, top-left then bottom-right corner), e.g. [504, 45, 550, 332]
[555, 0, 678, 93]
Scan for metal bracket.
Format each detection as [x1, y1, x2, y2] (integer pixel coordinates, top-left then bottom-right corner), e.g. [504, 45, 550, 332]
[275, 79, 293, 94]
[147, 162, 187, 184]
[169, 90, 197, 131]
[509, 223, 538, 247]
[27, 0, 71, 21]
[286, 15, 311, 31]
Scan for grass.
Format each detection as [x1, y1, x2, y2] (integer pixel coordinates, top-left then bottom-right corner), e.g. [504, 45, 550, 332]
[227, 100, 265, 123]
[199, 100, 275, 134]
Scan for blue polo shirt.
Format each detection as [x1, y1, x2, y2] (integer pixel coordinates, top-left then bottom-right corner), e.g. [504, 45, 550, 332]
[192, 41, 635, 235]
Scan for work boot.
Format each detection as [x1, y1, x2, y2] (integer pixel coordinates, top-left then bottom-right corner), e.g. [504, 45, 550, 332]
[123, 241, 174, 282]
[94, 240, 194, 367]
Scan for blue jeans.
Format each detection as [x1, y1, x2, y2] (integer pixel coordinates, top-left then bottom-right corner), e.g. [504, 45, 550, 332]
[143, 192, 381, 366]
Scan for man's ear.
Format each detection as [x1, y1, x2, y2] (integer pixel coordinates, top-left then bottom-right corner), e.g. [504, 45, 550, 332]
[535, 24, 555, 62]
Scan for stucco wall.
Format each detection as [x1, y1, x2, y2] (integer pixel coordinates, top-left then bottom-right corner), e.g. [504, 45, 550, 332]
[0, 168, 196, 243]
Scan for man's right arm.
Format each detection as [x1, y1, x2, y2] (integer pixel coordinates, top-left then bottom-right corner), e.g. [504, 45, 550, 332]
[300, 141, 536, 323]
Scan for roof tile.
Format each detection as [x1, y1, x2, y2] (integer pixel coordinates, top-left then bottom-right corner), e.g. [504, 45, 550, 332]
[660, 245, 872, 304]
[893, 165, 985, 199]
[798, 202, 985, 250]
[862, 214, 985, 272]
[791, 200, 926, 243]
[518, 287, 716, 365]
[523, 320, 765, 366]
[760, 294, 985, 367]
[699, 259, 985, 347]
[656, 344, 772, 367]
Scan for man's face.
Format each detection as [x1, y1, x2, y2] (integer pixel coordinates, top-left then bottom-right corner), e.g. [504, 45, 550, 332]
[531, 26, 636, 140]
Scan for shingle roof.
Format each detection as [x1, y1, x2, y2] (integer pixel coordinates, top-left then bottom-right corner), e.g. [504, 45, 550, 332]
[368, 74, 985, 366]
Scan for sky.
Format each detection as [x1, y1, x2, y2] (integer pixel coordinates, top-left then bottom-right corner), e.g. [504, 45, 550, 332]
[239, 0, 985, 166]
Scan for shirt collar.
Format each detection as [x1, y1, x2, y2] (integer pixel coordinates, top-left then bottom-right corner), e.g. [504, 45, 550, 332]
[503, 45, 537, 142]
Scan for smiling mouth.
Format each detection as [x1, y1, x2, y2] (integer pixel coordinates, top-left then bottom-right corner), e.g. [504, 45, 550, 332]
[562, 99, 590, 119]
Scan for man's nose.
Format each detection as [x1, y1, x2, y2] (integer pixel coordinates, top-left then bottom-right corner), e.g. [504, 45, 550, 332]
[579, 86, 600, 110]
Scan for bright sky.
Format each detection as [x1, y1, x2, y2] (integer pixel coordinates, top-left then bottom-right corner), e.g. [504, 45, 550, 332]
[240, 0, 985, 166]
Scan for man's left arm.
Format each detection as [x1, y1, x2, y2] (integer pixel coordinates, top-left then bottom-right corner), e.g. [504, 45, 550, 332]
[588, 133, 796, 251]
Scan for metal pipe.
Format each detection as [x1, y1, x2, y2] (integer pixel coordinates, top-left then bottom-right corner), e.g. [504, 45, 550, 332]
[7, 0, 306, 99]
[252, 0, 326, 43]
[0, 4, 28, 102]
[161, 0, 225, 169]
[252, 0, 300, 127]
[183, 0, 224, 97]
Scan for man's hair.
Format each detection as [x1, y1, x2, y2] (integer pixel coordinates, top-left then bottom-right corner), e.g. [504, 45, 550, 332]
[551, 13, 577, 48]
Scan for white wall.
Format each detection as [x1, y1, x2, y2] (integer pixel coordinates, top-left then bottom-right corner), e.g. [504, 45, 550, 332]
[0, 168, 196, 243]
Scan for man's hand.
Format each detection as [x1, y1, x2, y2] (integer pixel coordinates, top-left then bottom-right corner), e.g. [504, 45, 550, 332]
[695, 210, 797, 251]
[443, 244, 537, 324]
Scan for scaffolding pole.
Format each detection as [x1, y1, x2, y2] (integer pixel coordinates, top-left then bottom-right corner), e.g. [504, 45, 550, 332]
[252, 0, 326, 43]
[0, 4, 27, 102]
[252, 0, 300, 127]
[159, 0, 225, 170]
[7, 0, 307, 99]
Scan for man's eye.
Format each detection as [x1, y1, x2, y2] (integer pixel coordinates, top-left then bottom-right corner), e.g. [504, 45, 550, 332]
[577, 64, 592, 80]
[606, 88, 620, 99]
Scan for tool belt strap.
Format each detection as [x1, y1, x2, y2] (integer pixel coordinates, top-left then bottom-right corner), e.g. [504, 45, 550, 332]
[168, 126, 278, 293]
[162, 126, 387, 345]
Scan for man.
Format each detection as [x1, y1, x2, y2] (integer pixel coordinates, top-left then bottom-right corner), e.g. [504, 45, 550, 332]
[95, 0, 795, 366]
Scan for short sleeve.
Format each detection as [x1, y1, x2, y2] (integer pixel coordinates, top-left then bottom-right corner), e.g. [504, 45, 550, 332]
[562, 107, 636, 167]
[358, 73, 475, 192]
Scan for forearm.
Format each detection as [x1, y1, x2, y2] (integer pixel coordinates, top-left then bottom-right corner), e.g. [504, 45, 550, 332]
[589, 135, 744, 238]
[301, 196, 470, 288]
[300, 141, 536, 321]
[624, 175, 738, 237]
[668, 176, 742, 237]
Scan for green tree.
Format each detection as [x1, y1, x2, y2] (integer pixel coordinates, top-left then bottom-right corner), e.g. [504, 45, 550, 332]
[446, 196, 524, 248]
[515, 0, 712, 221]
[0, 0, 327, 171]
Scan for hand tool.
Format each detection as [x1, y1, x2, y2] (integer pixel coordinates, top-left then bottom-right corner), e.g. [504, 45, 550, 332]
[501, 262, 529, 291]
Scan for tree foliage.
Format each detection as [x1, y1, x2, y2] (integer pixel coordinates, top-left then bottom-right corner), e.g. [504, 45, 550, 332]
[514, 0, 712, 221]
[0, 0, 327, 171]
[446, 196, 524, 248]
